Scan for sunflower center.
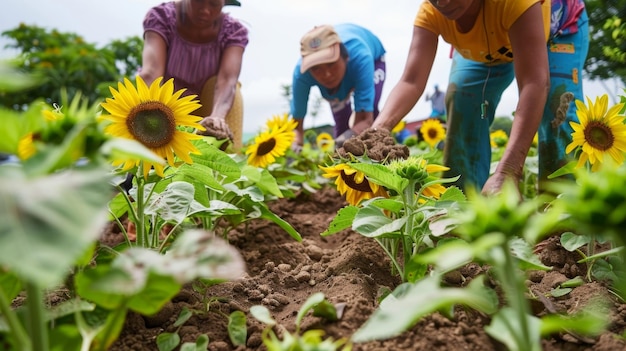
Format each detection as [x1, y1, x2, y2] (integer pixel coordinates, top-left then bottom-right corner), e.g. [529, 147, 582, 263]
[585, 121, 614, 151]
[257, 137, 277, 156]
[427, 128, 439, 139]
[340, 171, 373, 192]
[127, 101, 176, 148]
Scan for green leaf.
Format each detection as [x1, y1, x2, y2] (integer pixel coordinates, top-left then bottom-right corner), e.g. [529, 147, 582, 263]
[350, 162, 408, 193]
[180, 335, 209, 351]
[485, 307, 542, 351]
[550, 287, 572, 297]
[0, 270, 22, 301]
[0, 167, 113, 288]
[259, 205, 302, 242]
[228, 311, 247, 346]
[249, 305, 276, 326]
[176, 163, 224, 192]
[540, 301, 609, 337]
[352, 275, 498, 342]
[321, 206, 358, 236]
[353, 206, 406, 238]
[560, 232, 590, 252]
[510, 237, 551, 271]
[156, 332, 181, 351]
[173, 307, 193, 327]
[144, 181, 196, 224]
[296, 292, 325, 330]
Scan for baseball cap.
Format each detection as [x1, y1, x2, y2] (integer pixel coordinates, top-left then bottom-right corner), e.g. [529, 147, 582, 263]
[300, 25, 341, 73]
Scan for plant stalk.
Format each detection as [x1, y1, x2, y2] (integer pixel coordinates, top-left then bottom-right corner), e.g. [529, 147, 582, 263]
[0, 287, 31, 351]
[26, 282, 49, 351]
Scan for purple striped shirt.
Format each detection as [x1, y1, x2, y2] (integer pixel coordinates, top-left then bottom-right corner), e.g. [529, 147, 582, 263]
[143, 2, 249, 96]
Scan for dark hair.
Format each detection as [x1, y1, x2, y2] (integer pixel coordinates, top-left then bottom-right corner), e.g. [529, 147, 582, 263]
[339, 43, 349, 59]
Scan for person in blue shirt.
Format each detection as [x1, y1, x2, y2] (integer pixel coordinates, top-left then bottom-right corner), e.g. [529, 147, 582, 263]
[290, 23, 386, 149]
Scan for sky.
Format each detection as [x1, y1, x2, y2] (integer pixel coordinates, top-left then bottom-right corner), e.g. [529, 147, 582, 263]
[1, 0, 622, 135]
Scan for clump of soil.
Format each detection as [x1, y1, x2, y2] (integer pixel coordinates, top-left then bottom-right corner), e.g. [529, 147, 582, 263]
[336, 128, 410, 162]
[102, 187, 626, 351]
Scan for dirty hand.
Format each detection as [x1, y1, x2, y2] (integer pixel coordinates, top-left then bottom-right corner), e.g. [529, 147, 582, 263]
[482, 171, 522, 200]
[196, 116, 233, 141]
[335, 129, 357, 148]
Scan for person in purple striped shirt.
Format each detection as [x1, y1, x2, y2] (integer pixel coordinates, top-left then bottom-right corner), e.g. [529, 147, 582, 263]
[139, 0, 249, 150]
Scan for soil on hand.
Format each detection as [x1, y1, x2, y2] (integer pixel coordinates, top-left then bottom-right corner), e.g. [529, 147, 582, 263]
[98, 186, 626, 351]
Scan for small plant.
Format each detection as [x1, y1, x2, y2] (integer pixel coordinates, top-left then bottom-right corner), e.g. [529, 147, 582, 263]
[321, 154, 461, 282]
[250, 292, 352, 351]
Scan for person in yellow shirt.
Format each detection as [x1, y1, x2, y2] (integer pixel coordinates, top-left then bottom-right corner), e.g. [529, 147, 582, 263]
[371, 0, 588, 195]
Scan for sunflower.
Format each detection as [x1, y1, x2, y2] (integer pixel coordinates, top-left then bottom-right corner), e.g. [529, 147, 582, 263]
[565, 95, 626, 171]
[319, 163, 388, 206]
[246, 128, 292, 168]
[419, 118, 446, 148]
[490, 130, 509, 148]
[265, 113, 298, 135]
[391, 120, 406, 134]
[388, 156, 449, 200]
[100, 76, 204, 178]
[316, 132, 335, 152]
[17, 109, 63, 160]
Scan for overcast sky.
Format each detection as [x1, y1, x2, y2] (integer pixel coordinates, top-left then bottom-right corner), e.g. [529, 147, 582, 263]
[2, 0, 620, 135]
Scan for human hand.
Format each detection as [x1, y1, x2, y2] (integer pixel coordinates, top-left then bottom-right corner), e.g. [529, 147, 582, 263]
[482, 171, 522, 200]
[196, 116, 234, 142]
[335, 129, 357, 148]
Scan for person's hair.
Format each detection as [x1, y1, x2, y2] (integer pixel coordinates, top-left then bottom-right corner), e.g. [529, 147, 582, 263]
[339, 43, 348, 60]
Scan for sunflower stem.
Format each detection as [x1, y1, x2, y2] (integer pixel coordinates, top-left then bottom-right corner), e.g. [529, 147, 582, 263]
[135, 165, 148, 248]
[400, 179, 419, 282]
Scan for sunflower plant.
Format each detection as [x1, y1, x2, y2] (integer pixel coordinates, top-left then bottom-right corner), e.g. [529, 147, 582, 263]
[354, 180, 608, 351]
[321, 154, 461, 282]
[246, 113, 328, 197]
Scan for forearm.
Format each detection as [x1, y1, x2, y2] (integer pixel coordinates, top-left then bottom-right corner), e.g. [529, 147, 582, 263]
[497, 86, 548, 178]
[372, 81, 421, 131]
[209, 78, 236, 119]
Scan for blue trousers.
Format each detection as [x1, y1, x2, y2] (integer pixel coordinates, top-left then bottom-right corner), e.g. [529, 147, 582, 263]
[442, 10, 589, 190]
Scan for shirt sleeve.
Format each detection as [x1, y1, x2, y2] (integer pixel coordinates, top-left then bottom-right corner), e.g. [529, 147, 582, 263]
[221, 15, 249, 49]
[351, 53, 375, 113]
[290, 65, 311, 120]
[143, 4, 174, 45]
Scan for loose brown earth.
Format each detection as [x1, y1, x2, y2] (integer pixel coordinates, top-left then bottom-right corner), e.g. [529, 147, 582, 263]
[98, 186, 626, 351]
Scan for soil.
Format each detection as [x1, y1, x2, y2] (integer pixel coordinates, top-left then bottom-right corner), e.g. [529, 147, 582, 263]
[97, 186, 626, 351]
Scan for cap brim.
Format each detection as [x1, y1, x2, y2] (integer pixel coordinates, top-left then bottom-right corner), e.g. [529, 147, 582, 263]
[300, 43, 340, 73]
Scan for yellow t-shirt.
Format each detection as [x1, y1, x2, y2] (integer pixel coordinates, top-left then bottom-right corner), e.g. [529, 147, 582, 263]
[414, 0, 551, 64]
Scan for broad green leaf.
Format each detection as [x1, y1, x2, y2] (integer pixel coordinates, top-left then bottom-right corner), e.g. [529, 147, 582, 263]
[349, 162, 408, 193]
[144, 181, 195, 223]
[560, 232, 590, 252]
[228, 311, 247, 346]
[353, 206, 405, 238]
[190, 141, 241, 180]
[510, 237, 551, 271]
[175, 163, 224, 192]
[352, 275, 498, 342]
[550, 287, 572, 297]
[321, 206, 358, 236]
[100, 137, 165, 168]
[0, 270, 22, 301]
[485, 307, 542, 351]
[0, 168, 112, 288]
[156, 332, 181, 351]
